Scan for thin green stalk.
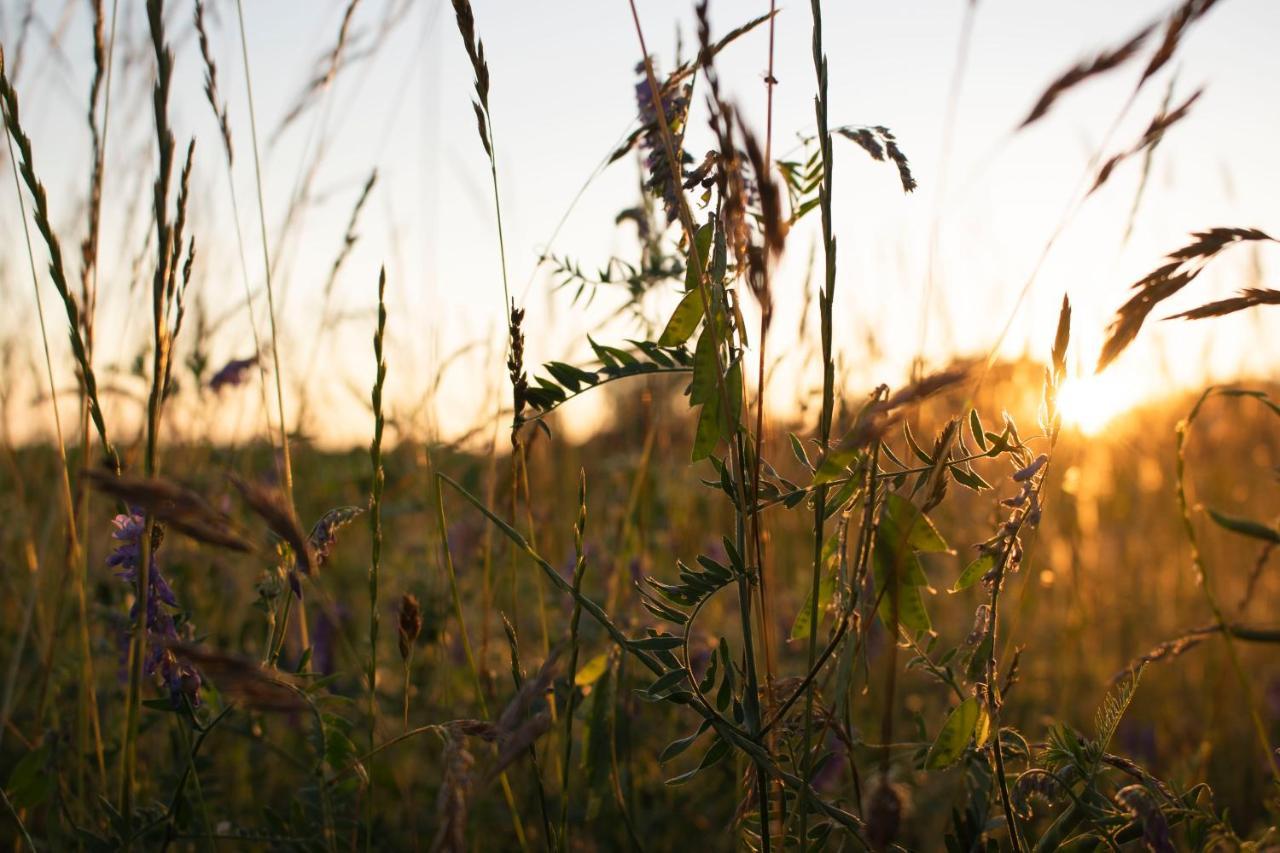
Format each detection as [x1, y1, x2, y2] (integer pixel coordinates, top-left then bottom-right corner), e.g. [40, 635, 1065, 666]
[558, 472, 588, 849]
[194, 0, 280, 486]
[605, 408, 658, 615]
[606, 650, 645, 853]
[517, 446, 553, 659]
[75, 0, 120, 799]
[731, 438, 770, 844]
[366, 267, 387, 849]
[451, 2, 531, 697]
[234, 0, 295, 506]
[162, 710, 215, 853]
[800, 0, 838, 845]
[985, 561, 1024, 853]
[479, 417, 500, 668]
[515, 443, 563, 783]
[235, 0, 312, 664]
[982, 450, 1059, 853]
[0, 786, 36, 852]
[752, 0, 780, 735]
[401, 653, 413, 732]
[123, 1, 179, 833]
[449, 0, 512, 312]
[0, 431, 41, 759]
[433, 475, 531, 852]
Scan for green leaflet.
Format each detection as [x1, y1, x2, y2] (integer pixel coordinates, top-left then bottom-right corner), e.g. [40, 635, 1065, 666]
[925, 697, 980, 769]
[950, 464, 992, 492]
[574, 652, 610, 686]
[872, 501, 936, 636]
[689, 324, 718, 407]
[950, 554, 994, 593]
[969, 409, 987, 450]
[659, 719, 712, 764]
[628, 635, 686, 652]
[725, 359, 743, 429]
[874, 527, 931, 588]
[644, 667, 690, 699]
[684, 222, 714, 293]
[665, 735, 730, 786]
[691, 358, 742, 462]
[790, 532, 841, 642]
[813, 446, 859, 485]
[692, 392, 723, 462]
[1207, 508, 1280, 544]
[789, 432, 813, 471]
[6, 742, 54, 809]
[581, 654, 615, 819]
[882, 493, 950, 553]
[877, 578, 932, 636]
[973, 705, 992, 748]
[658, 288, 705, 347]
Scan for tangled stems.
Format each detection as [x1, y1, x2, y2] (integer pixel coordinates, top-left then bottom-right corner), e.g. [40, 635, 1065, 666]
[437, 474, 870, 845]
[625, 3, 772, 844]
[1175, 389, 1279, 776]
[433, 474, 532, 851]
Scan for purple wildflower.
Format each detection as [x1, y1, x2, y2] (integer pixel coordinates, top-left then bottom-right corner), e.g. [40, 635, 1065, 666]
[634, 59, 692, 224]
[209, 354, 258, 391]
[628, 555, 647, 588]
[109, 508, 202, 707]
[1012, 454, 1048, 482]
[311, 605, 348, 676]
[809, 735, 846, 792]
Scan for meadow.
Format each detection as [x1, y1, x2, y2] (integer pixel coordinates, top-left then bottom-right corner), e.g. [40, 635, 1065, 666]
[0, 0, 1278, 850]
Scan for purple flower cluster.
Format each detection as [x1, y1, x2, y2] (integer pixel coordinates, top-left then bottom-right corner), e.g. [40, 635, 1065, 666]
[208, 354, 258, 392]
[975, 453, 1051, 590]
[1003, 453, 1048, 527]
[109, 509, 202, 707]
[634, 60, 691, 225]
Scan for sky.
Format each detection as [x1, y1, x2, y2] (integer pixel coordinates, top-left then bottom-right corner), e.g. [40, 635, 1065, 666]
[2, 0, 1279, 447]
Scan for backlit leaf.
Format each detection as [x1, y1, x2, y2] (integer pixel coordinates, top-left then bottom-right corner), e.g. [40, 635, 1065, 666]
[658, 288, 705, 347]
[951, 555, 994, 593]
[925, 697, 980, 769]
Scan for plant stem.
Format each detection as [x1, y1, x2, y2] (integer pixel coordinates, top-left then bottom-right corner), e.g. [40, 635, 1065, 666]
[559, 472, 588, 849]
[623, 4, 772, 844]
[800, 0, 837, 845]
[123, 2, 178, 833]
[234, 0, 295, 506]
[367, 267, 387, 850]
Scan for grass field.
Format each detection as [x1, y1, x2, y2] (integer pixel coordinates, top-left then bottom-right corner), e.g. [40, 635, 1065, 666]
[0, 0, 1278, 850]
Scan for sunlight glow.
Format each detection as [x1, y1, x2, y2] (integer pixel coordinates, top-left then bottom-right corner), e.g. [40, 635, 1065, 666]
[1055, 372, 1138, 435]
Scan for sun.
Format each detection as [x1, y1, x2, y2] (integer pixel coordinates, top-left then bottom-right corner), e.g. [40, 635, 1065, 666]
[1054, 371, 1138, 435]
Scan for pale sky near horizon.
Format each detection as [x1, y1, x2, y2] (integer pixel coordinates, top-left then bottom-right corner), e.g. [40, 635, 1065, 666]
[2, 0, 1279, 447]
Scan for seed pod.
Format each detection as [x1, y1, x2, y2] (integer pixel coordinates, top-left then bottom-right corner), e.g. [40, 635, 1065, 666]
[865, 780, 904, 851]
[398, 593, 422, 661]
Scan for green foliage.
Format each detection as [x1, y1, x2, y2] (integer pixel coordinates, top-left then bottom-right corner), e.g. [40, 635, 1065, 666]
[1, 2, 1274, 850]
